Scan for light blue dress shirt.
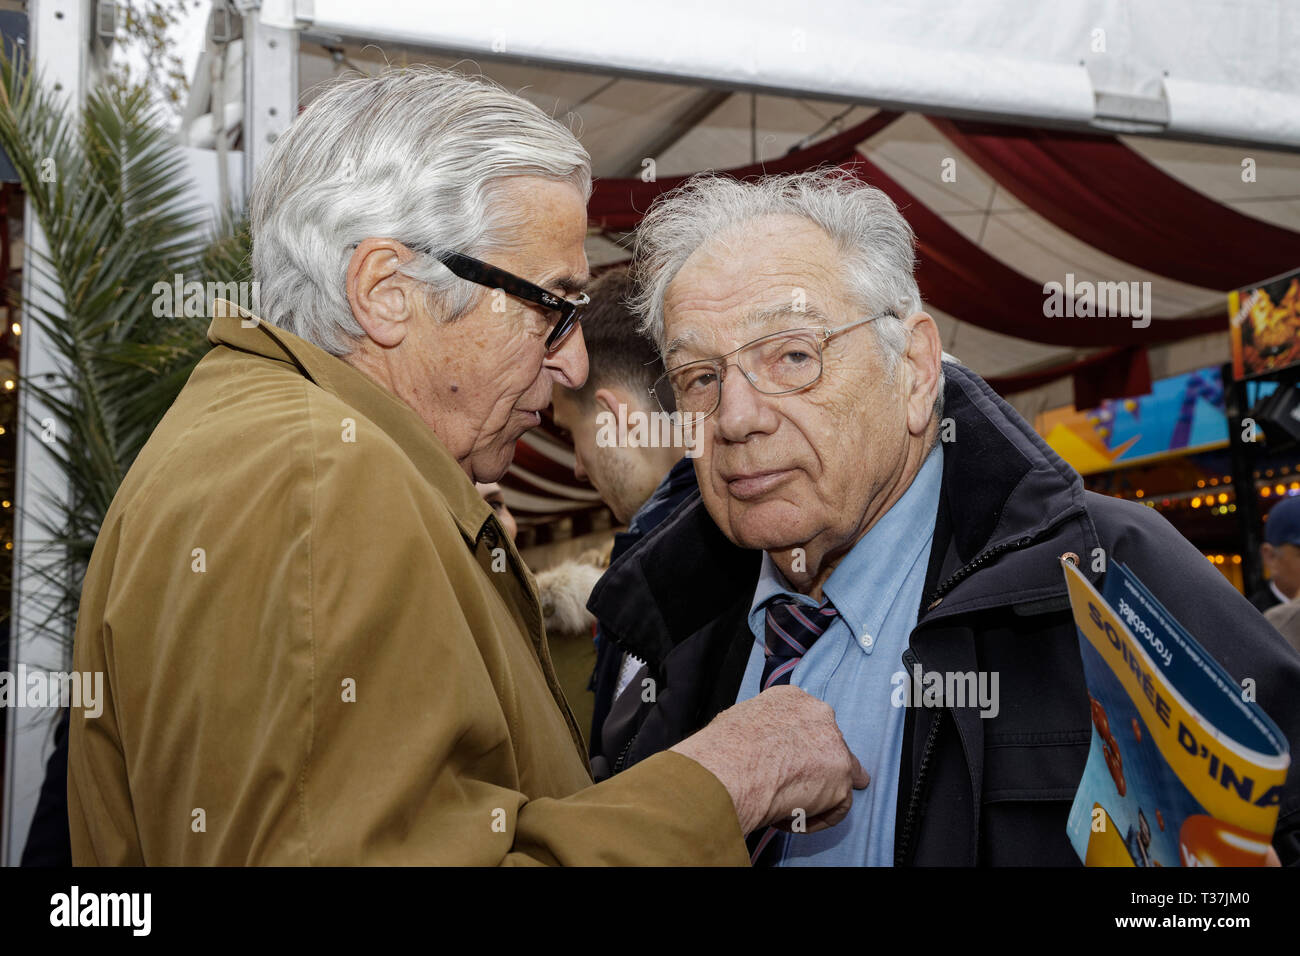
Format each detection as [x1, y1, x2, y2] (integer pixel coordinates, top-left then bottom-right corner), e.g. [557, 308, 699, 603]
[735, 445, 943, 866]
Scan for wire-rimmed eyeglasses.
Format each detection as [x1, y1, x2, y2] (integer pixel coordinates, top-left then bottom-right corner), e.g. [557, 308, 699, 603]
[649, 311, 898, 421]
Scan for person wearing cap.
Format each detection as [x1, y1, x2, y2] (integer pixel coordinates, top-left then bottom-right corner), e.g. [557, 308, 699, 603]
[1265, 598, 1300, 655]
[1252, 494, 1300, 612]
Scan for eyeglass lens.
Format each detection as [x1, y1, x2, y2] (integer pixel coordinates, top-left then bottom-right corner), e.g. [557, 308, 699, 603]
[658, 329, 824, 415]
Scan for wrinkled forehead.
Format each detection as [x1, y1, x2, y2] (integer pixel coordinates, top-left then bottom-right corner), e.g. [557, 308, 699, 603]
[662, 303, 835, 367]
[660, 215, 845, 365]
[497, 177, 591, 293]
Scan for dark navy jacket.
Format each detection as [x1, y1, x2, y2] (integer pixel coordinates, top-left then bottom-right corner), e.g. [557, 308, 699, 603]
[588, 363, 1300, 865]
[588, 456, 698, 759]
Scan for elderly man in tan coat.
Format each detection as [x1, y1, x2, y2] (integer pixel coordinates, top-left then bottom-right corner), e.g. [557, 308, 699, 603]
[67, 67, 865, 865]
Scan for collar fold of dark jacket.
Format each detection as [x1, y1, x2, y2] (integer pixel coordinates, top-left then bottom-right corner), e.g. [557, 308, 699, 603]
[916, 362, 1095, 623]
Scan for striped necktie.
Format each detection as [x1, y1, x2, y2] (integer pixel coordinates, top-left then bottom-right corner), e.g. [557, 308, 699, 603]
[760, 597, 839, 690]
[749, 595, 840, 865]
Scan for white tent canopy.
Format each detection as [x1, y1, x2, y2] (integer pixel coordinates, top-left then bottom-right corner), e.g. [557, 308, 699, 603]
[284, 0, 1300, 149]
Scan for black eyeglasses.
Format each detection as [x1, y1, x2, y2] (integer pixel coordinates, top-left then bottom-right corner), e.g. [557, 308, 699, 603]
[422, 249, 588, 351]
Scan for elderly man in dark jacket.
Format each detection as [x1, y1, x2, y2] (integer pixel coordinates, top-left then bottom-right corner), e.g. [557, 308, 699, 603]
[590, 168, 1300, 866]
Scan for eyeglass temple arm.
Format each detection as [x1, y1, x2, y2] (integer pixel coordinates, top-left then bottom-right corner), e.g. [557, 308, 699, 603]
[824, 309, 900, 339]
[437, 251, 563, 310]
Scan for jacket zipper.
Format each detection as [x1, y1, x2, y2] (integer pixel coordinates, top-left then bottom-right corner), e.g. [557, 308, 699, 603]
[893, 533, 1033, 865]
[613, 727, 639, 774]
[923, 535, 1033, 615]
[622, 532, 1043, 837]
[894, 690, 943, 866]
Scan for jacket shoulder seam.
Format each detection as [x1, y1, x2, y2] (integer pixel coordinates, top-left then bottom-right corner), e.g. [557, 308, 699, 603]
[121, 372, 232, 532]
[301, 376, 319, 866]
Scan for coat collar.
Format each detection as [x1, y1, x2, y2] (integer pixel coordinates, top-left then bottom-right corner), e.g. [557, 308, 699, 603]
[207, 299, 494, 545]
[916, 362, 1091, 622]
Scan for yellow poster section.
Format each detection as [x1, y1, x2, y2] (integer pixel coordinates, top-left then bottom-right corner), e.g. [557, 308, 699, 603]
[1084, 805, 1134, 867]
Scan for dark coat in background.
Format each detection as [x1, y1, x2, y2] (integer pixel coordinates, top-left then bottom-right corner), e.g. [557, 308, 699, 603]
[21, 708, 72, 867]
[590, 362, 1300, 866]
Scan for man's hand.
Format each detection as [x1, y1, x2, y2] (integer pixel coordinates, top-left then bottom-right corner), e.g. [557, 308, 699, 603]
[670, 685, 869, 835]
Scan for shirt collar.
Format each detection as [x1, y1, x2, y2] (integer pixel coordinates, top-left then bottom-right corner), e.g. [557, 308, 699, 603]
[747, 550, 806, 628]
[746, 445, 945, 650]
[1271, 579, 1290, 605]
[207, 299, 494, 544]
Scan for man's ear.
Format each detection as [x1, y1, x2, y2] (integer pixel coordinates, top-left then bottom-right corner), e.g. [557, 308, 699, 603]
[901, 311, 943, 437]
[346, 238, 418, 348]
[593, 385, 629, 418]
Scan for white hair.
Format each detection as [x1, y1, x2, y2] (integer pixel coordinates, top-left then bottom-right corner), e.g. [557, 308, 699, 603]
[249, 66, 592, 356]
[629, 168, 948, 416]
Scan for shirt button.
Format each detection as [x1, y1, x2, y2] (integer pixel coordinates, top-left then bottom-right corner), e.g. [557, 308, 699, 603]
[860, 633, 874, 649]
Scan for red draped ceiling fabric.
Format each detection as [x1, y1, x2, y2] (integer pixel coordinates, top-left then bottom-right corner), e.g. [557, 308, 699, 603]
[929, 117, 1300, 292]
[981, 345, 1152, 409]
[587, 110, 1229, 410]
[588, 110, 904, 231]
[835, 153, 1223, 348]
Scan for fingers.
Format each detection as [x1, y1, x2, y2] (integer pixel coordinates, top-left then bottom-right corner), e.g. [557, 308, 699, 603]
[771, 800, 850, 834]
[803, 791, 855, 833]
[679, 685, 869, 837]
[780, 748, 867, 834]
[849, 753, 871, 790]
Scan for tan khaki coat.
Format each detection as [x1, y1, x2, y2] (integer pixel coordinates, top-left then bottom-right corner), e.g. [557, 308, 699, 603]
[68, 301, 746, 865]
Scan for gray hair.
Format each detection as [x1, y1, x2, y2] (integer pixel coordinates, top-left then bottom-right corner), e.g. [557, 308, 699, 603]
[629, 168, 947, 419]
[250, 66, 592, 356]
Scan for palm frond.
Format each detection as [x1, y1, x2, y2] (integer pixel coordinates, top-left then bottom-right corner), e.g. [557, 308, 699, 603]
[0, 47, 254, 642]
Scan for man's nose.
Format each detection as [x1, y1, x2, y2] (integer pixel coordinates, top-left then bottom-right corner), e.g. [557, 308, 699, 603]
[714, 363, 779, 442]
[546, 324, 589, 389]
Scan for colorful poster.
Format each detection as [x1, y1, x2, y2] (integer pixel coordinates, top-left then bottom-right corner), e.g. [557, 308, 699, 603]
[1063, 561, 1289, 866]
[1039, 367, 1226, 475]
[1230, 266, 1300, 380]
